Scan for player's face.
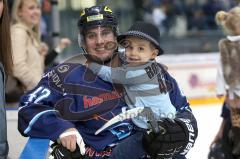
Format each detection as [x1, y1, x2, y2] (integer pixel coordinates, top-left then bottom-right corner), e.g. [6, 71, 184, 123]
[18, 0, 41, 28]
[123, 37, 158, 67]
[83, 26, 117, 62]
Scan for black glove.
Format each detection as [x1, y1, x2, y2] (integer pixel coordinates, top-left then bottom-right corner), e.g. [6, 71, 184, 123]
[49, 142, 86, 159]
[142, 118, 196, 159]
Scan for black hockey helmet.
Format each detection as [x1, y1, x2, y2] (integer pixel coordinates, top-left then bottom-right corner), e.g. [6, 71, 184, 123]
[77, 5, 118, 35]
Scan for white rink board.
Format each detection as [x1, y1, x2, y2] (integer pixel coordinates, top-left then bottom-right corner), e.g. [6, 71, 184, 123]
[186, 104, 222, 159]
[157, 53, 220, 99]
[7, 104, 222, 159]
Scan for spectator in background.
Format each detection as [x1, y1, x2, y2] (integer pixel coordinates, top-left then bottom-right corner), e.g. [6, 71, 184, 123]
[7, 0, 14, 14]
[184, 0, 204, 30]
[152, 5, 167, 34]
[40, 0, 51, 41]
[44, 38, 71, 67]
[11, 0, 46, 91]
[189, 9, 206, 30]
[202, 0, 224, 30]
[8, 0, 71, 103]
[210, 6, 240, 158]
[0, 0, 12, 158]
[132, 0, 156, 22]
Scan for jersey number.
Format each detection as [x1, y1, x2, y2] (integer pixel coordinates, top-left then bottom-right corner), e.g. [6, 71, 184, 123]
[28, 86, 51, 103]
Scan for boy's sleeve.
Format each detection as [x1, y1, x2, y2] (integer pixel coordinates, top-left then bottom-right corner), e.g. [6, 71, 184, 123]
[88, 63, 154, 85]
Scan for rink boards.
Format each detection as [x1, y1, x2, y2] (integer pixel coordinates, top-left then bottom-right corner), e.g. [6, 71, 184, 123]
[19, 138, 49, 159]
[157, 52, 223, 105]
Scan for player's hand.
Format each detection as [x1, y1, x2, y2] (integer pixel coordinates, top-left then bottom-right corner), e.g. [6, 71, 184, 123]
[49, 141, 72, 159]
[142, 118, 197, 158]
[59, 128, 86, 154]
[49, 141, 85, 159]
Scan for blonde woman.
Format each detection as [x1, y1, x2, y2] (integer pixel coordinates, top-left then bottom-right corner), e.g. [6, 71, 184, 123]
[11, 0, 45, 91]
[10, 0, 71, 92]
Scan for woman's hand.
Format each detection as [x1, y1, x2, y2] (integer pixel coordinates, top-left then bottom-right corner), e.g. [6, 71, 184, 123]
[39, 42, 49, 56]
[55, 38, 71, 53]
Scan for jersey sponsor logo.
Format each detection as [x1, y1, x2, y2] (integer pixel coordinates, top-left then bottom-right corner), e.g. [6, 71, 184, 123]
[44, 64, 124, 121]
[85, 146, 112, 158]
[55, 91, 123, 121]
[83, 90, 122, 108]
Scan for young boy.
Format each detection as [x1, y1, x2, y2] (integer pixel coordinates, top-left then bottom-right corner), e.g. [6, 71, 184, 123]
[88, 21, 176, 130]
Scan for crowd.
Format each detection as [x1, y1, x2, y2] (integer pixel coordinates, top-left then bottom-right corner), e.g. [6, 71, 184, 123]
[134, 0, 238, 36]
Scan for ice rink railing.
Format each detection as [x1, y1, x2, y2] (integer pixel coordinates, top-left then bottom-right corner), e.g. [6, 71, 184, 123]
[19, 138, 50, 159]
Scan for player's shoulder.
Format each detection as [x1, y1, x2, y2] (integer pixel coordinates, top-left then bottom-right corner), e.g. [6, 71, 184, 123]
[156, 62, 168, 71]
[43, 61, 85, 81]
[156, 62, 171, 77]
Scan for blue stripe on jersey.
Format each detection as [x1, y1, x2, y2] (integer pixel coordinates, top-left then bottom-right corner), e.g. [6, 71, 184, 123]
[24, 110, 58, 134]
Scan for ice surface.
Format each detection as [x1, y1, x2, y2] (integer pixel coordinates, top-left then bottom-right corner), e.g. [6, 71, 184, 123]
[6, 104, 223, 159]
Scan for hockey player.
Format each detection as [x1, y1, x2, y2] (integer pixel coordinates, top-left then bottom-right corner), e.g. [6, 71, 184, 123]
[18, 5, 198, 159]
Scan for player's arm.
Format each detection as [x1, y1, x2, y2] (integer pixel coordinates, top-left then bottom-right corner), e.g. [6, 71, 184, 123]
[18, 68, 75, 141]
[88, 62, 154, 85]
[142, 68, 198, 158]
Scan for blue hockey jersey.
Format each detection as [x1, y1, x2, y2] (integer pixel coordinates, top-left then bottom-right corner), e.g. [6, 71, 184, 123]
[18, 61, 197, 158]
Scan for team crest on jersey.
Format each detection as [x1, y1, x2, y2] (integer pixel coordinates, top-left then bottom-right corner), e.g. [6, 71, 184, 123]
[57, 64, 70, 73]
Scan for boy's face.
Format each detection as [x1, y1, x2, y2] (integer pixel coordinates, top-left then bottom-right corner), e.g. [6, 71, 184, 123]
[122, 36, 158, 67]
